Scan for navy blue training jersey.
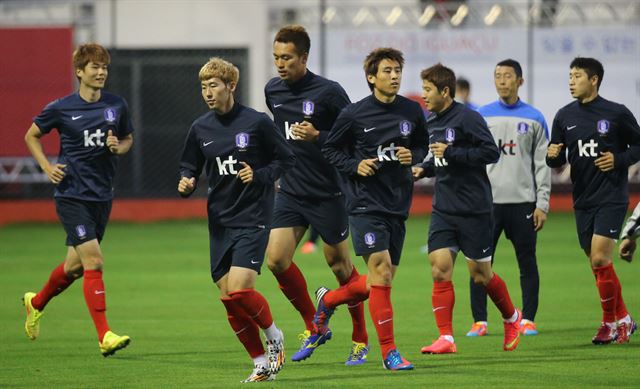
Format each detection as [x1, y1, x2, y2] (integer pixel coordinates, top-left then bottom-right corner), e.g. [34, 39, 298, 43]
[265, 70, 350, 199]
[546, 96, 640, 209]
[34, 91, 135, 201]
[421, 102, 500, 215]
[179, 103, 296, 228]
[322, 94, 428, 219]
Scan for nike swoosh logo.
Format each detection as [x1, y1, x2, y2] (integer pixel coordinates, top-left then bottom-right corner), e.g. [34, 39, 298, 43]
[610, 229, 618, 234]
[72, 115, 83, 120]
[429, 134, 435, 138]
[273, 104, 283, 108]
[600, 297, 614, 302]
[364, 127, 376, 133]
[377, 318, 393, 325]
[526, 213, 533, 219]
[482, 247, 491, 253]
[203, 141, 214, 146]
[94, 290, 105, 295]
[432, 307, 446, 312]
[251, 260, 260, 264]
[567, 125, 577, 130]
[340, 228, 348, 237]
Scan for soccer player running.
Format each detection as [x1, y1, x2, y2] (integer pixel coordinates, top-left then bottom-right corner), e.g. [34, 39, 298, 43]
[320, 47, 428, 371]
[414, 64, 523, 355]
[178, 58, 295, 382]
[22, 43, 133, 357]
[466, 59, 550, 338]
[264, 25, 369, 365]
[546, 57, 639, 344]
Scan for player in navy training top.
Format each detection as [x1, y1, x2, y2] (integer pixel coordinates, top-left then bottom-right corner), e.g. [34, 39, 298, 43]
[546, 57, 640, 345]
[22, 43, 133, 357]
[178, 57, 294, 382]
[413, 64, 523, 355]
[320, 48, 427, 371]
[263, 25, 368, 365]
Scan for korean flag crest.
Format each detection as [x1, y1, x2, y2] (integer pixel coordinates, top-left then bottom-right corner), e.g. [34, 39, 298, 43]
[75, 224, 87, 239]
[517, 122, 529, 134]
[399, 120, 412, 136]
[364, 232, 376, 246]
[302, 100, 315, 116]
[236, 132, 249, 150]
[597, 120, 610, 135]
[445, 128, 456, 144]
[104, 108, 117, 123]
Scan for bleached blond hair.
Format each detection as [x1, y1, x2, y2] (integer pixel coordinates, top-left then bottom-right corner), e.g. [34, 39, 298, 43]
[199, 57, 239, 84]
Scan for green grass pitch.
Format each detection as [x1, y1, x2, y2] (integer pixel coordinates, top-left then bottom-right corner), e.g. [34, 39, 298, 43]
[1, 213, 639, 388]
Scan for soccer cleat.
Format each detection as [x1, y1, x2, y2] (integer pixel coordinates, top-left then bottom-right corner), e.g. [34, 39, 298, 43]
[290, 329, 333, 362]
[99, 331, 131, 357]
[345, 341, 369, 366]
[382, 349, 414, 371]
[503, 308, 522, 351]
[466, 321, 488, 337]
[22, 292, 43, 340]
[300, 241, 317, 254]
[421, 336, 457, 354]
[615, 318, 637, 344]
[313, 286, 335, 334]
[592, 323, 618, 345]
[241, 365, 275, 383]
[520, 320, 538, 336]
[266, 329, 285, 374]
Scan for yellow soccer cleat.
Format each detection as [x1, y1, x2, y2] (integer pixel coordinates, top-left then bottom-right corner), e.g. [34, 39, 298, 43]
[22, 292, 43, 340]
[99, 331, 131, 357]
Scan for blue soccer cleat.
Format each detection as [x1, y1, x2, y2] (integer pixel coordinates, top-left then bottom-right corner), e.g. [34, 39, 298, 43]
[313, 286, 335, 334]
[345, 341, 369, 366]
[382, 349, 414, 371]
[290, 329, 333, 362]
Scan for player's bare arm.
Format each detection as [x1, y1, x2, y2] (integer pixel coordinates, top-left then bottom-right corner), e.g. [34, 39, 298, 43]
[357, 158, 378, 176]
[594, 151, 614, 172]
[178, 176, 196, 195]
[396, 146, 412, 165]
[546, 143, 563, 159]
[106, 130, 134, 155]
[290, 120, 319, 141]
[429, 142, 448, 158]
[237, 161, 253, 184]
[24, 123, 67, 184]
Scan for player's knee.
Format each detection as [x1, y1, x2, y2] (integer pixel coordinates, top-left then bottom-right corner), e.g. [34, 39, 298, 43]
[82, 256, 103, 271]
[266, 254, 288, 274]
[590, 255, 611, 267]
[471, 274, 489, 286]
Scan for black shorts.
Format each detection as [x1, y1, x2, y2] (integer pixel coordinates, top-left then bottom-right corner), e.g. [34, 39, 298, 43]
[349, 214, 405, 266]
[271, 191, 349, 245]
[428, 210, 494, 261]
[209, 225, 270, 283]
[574, 204, 627, 251]
[493, 202, 537, 249]
[55, 197, 112, 246]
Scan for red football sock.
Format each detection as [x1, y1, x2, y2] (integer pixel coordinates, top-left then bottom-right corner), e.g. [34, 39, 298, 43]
[221, 298, 265, 358]
[229, 289, 274, 329]
[325, 272, 369, 308]
[32, 262, 76, 310]
[592, 264, 617, 323]
[369, 285, 395, 357]
[432, 281, 455, 336]
[336, 268, 368, 344]
[83, 270, 110, 341]
[609, 267, 629, 320]
[274, 262, 315, 331]
[485, 273, 516, 319]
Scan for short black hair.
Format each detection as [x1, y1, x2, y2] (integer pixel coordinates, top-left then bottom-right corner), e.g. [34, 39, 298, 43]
[496, 59, 522, 78]
[456, 78, 470, 91]
[274, 25, 311, 56]
[570, 57, 604, 89]
[421, 63, 456, 99]
[363, 47, 404, 91]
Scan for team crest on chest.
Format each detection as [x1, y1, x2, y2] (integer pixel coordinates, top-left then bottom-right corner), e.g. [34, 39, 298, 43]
[104, 108, 117, 123]
[302, 100, 315, 116]
[235, 132, 250, 150]
[399, 120, 412, 136]
[445, 128, 456, 143]
[516, 122, 529, 134]
[597, 120, 610, 135]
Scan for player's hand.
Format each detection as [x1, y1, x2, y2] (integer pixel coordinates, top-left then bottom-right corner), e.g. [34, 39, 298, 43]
[547, 143, 564, 159]
[619, 238, 636, 262]
[396, 147, 412, 166]
[357, 158, 378, 177]
[412, 166, 425, 180]
[106, 130, 120, 154]
[237, 162, 253, 184]
[44, 163, 67, 184]
[178, 176, 196, 195]
[291, 121, 319, 142]
[594, 151, 615, 172]
[533, 208, 547, 232]
[429, 142, 448, 159]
